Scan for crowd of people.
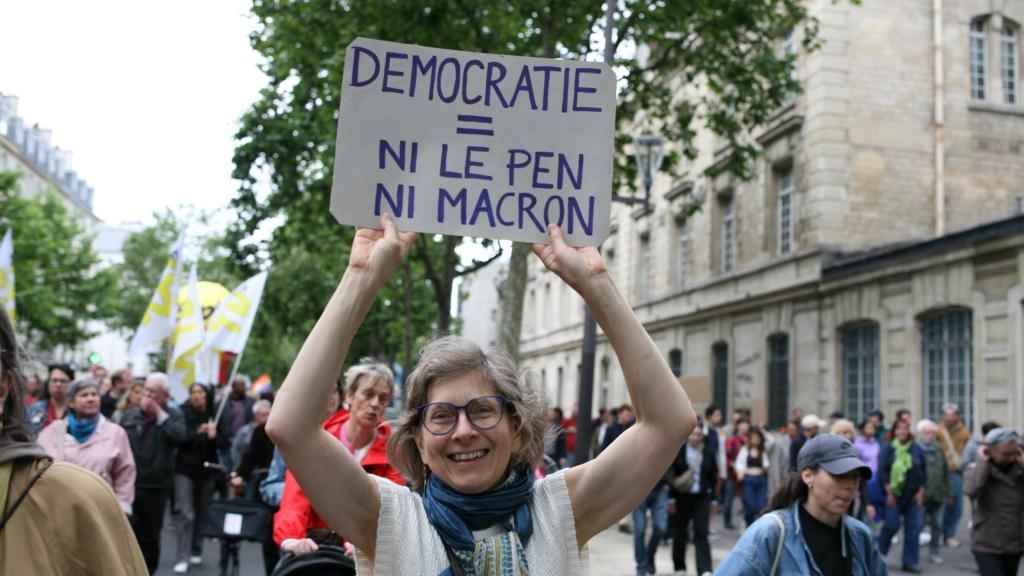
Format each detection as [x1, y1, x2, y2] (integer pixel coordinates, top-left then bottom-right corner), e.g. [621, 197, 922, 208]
[598, 400, 1023, 576]
[0, 216, 1022, 576]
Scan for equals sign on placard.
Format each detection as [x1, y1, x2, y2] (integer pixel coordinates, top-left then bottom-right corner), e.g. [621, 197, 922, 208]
[456, 115, 494, 136]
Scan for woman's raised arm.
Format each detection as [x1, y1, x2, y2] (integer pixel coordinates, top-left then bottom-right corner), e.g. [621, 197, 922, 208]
[265, 213, 415, 560]
[532, 224, 697, 548]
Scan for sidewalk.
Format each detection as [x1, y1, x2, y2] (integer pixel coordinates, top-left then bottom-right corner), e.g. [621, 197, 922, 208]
[588, 510, 991, 576]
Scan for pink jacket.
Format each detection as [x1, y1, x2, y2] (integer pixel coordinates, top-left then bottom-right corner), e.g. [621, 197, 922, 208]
[37, 416, 137, 514]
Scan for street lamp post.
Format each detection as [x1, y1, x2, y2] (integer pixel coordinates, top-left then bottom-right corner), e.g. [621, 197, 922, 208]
[572, 133, 665, 466]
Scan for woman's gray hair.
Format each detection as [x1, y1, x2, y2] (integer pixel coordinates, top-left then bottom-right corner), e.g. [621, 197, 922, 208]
[67, 378, 100, 401]
[387, 336, 549, 492]
[984, 426, 1020, 447]
[344, 359, 395, 398]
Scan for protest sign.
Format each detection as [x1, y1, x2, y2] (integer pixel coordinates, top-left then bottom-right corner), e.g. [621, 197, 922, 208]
[331, 37, 616, 246]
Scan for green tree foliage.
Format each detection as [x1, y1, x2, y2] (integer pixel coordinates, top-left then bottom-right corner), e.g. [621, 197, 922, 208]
[0, 171, 117, 353]
[109, 209, 183, 334]
[230, 0, 833, 372]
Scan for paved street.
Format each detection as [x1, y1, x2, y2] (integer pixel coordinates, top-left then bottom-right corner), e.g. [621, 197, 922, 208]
[157, 502, 1021, 575]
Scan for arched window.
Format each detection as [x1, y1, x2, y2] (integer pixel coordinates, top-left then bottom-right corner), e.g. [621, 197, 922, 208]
[842, 322, 879, 424]
[669, 348, 683, 377]
[922, 310, 973, 428]
[768, 334, 790, 429]
[712, 342, 729, 411]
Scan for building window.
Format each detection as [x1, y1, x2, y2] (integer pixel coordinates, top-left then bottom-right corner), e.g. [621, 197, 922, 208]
[712, 342, 729, 411]
[842, 323, 879, 424]
[923, 310, 973, 429]
[556, 366, 564, 408]
[605, 237, 617, 280]
[669, 348, 683, 377]
[677, 219, 690, 288]
[721, 196, 735, 272]
[638, 234, 652, 300]
[1003, 24, 1019, 104]
[527, 289, 536, 333]
[768, 334, 789, 429]
[971, 19, 987, 101]
[777, 167, 795, 254]
[600, 356, 611, 409]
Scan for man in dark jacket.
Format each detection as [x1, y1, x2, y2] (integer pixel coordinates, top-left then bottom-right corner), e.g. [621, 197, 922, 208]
[122, 372, 187, 573]
[964, 427, 1024, 576]
[219, 376, 255, 471]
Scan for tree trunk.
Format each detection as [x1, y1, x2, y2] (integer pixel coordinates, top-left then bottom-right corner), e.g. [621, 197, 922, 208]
[402, 259, 413, 404]
[498, 242, 531, 362]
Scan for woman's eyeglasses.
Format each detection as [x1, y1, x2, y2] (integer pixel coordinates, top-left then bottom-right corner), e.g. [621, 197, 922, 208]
[417, 395, 508, 436]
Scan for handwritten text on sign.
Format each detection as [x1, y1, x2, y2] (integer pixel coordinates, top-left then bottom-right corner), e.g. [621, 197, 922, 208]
[330, 38, 616, 246]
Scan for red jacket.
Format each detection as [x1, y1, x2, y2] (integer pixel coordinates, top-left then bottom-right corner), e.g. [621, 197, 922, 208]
[273, 410, 406, 546]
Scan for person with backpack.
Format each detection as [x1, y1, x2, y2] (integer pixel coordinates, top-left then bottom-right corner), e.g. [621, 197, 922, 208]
[717, 434, 888, 575]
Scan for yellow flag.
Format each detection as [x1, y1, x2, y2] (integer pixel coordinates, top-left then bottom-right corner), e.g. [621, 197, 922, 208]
[127, 233, 185, 357]
[168, 265, 205, 402]
[0, 229, 14, 321]
[204, 271, 268, 355]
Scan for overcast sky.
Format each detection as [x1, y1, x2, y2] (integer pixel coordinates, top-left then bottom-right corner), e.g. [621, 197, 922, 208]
[0, 0, 266, 227]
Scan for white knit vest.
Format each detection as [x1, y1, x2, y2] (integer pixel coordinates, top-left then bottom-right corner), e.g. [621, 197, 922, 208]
[355, 469, 590, 575]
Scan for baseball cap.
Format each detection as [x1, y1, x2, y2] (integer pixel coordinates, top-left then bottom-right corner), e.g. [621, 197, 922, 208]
[797, 434, 872, 479]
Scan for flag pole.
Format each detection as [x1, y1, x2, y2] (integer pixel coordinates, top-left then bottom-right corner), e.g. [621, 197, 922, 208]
[212, 349, 246, 427]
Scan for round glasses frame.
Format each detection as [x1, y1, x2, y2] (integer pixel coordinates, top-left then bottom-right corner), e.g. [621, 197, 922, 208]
[416, 395, 508, 436]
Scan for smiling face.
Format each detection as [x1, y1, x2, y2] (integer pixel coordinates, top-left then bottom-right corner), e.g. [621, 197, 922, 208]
[415, 371, 521, 494]
[346, 376, 392, 431]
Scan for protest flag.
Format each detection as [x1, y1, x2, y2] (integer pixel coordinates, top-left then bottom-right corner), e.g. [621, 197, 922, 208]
[127, 233, 186, 357]
[204, 271, 268, 355]
[168, 264, 204, 402]
[0, 229, 14, 321]
[207, 270, 268, 426]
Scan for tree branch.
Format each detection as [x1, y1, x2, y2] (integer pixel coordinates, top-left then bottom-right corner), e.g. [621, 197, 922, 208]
[454, 246, 505, 278]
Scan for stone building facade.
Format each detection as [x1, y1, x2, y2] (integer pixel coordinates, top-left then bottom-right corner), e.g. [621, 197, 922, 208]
[519, 0, 1024, 431]
[0, 93, 99, 227]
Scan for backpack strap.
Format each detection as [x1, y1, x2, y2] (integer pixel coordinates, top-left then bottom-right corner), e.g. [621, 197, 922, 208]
[767, 511, 786, 576]
[0, 463, 12, 520]
[0, 459, 53, 534]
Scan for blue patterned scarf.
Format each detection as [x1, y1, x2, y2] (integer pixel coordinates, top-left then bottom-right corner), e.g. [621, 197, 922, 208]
[423, 467, 534, 576]
[67, 412, 99, 444]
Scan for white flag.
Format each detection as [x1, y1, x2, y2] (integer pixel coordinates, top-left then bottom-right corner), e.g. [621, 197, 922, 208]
[127, 233, 186, 357]
[204, 271, 268, 355]
[168, 265, 205, 402]
[0, 229, 14, 321]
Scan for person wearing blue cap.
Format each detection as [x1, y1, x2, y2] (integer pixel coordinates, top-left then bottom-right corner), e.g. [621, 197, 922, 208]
[716, 434, 888, 575]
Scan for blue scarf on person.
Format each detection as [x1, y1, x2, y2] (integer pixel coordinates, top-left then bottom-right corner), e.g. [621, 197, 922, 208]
[67, 412, 99, 444]
[423, 467, 534, 576]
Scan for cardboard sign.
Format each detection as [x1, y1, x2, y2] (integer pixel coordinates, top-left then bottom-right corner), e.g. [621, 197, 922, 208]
[330, 38, 616, 246]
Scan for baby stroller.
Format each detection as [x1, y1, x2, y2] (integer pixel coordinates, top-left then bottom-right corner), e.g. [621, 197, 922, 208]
[201, 464, 275, 576]
[271, 545, 356, 576]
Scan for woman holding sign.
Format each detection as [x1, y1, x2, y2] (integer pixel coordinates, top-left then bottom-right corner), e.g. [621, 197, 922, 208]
[266, 213, 697, 574]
